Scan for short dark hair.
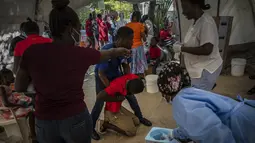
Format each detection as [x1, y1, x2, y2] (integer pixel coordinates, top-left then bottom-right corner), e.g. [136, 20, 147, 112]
[20, 22, 26, 31]
[97, 14, 102, 18]
[127, 79, 144, 94]
[131, 11, 141, 22]
[116, 27, 134, 40]
[189, 0, 211, 10]
[49, 0, 80, 37]
[23, 18, 40, 35]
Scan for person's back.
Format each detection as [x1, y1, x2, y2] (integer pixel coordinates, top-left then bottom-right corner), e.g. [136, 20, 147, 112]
[21, 43, 100, 120]
[173, 87, 255, 143]
[126, 22, 144, 48]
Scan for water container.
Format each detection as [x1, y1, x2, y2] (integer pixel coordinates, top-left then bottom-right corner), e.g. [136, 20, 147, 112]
[145, 127, 173, 143]
[231, 58, 246, 77]
[145, 75, 159, 94]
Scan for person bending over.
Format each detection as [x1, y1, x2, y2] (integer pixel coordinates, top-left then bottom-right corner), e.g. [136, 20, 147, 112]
[92, 26, 152, 140]
[97, 74, 144, 137]
[157, 61, 255, 143]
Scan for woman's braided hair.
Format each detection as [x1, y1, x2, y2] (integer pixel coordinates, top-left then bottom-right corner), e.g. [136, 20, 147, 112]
[49, 0, 80, 37]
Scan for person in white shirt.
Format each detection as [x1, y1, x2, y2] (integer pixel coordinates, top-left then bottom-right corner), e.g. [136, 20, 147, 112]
[115, 13, 127, 34]
[173, 0, 223, 91]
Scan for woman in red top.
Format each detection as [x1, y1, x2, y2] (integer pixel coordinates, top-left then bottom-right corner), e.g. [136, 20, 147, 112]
[14, 0, 130, 143]
[97, 14, 109, 48]
[97, 74, 144, 137]
[149, 37, 161, 74]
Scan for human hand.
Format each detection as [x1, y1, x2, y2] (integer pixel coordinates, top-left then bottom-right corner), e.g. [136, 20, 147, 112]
[173, 42, 183, 53]
[114, 48, 131, 58]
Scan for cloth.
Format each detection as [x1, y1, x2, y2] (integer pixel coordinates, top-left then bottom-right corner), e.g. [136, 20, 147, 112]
[160, 29, 171, 40]
[0, 92, 32, 120]
[20, 43, 101, 120]
[86, 19, 94, 37]
[36, 108, 92, 143]
[145, 20, 154, 36]
[131, 46, 148, 74]
[183, 13, 223, 78]
[172, 87, 255, 143]
[191, 64, 222, 91]
[104, 74, 139, 113]
[94, 43, 131, 81]
[97, 18, 109, 42]
[149, 46, 161, 59]
[104, 106, 140, 136]
[9, 35, 26, 56]
[157, 61, 191, 95]
[126, 22, 145, 48]
[14, 34, 52, 57]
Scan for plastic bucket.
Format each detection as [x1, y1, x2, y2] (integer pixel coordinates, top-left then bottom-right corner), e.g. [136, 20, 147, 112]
[231, 58, 246, 77]
[145, 75, 159, 94]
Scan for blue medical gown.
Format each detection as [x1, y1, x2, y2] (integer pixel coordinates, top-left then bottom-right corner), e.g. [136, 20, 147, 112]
[171, 88, 255, 143]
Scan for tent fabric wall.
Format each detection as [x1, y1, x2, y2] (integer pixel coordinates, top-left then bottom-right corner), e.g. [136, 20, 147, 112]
[177, 0, 255, 45]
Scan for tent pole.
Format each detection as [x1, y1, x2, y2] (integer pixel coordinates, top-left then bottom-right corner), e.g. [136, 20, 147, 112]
[175, 0, 182, 42]
[248, 0, 255, 27]
[217, 0, 220, 17]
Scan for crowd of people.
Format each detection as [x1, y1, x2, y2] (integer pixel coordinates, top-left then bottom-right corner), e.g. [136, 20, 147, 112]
[0, 0, 254, 143]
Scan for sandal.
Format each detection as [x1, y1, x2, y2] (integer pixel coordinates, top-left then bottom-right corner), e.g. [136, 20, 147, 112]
[247, 87, 255, 95]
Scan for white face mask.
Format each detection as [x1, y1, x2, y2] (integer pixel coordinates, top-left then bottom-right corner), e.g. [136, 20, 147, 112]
[71, 28, 81, 46]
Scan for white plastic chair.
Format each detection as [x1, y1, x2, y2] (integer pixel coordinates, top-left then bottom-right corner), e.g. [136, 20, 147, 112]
[0, 106, 30, 143]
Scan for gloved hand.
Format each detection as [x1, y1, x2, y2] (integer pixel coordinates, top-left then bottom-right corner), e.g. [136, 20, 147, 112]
[173, 42, 183, 53]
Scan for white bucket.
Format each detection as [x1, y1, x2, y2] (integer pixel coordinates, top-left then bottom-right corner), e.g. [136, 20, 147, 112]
[231, 58, 246, 77]
[145, 75, 159, 94]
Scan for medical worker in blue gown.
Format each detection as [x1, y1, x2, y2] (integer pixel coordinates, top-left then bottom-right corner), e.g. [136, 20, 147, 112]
[157, 61, 255, 143]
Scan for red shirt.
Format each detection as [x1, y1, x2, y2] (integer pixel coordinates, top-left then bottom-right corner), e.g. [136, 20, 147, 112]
[104, 74, 139, 113]
[160, 29, 171, 40]
[14, 34, 52, 56]
[20, 43, 101, 120]
[149, 46, 161, 59]
[85, 19, 93, 37]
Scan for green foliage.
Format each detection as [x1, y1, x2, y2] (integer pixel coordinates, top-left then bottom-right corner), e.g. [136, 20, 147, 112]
[78, 0, 133, 24]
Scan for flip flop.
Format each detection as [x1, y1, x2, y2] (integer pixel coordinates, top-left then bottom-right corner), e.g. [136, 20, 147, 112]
[247, 87, 255, 95]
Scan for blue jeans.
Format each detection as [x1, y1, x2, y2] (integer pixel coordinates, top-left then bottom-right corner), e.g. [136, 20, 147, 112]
[91, 75, 143, 129]
[36, 109, 92, 143]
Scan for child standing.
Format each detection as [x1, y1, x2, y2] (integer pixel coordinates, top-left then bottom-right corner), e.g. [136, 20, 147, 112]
[97, 74, 145, 137]
[149, 37, 161, 74]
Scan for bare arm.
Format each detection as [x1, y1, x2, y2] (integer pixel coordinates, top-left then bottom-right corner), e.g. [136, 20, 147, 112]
[13, 56, 21, 75]
[97, 90, 125, 102]
[141, 32, 146, 42]
[122, 63, 130, 74]
[15, 68, 30, 92]
[181, 43, 213, 56]
[99, 48, 130, 62]
[98, 70, 110, 87]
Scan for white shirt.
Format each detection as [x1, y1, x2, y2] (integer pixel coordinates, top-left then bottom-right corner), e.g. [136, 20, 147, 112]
[145, 19, 154, 36]
[183, 13, 223, 78]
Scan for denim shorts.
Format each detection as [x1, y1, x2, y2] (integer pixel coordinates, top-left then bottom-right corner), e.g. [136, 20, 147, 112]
[36, 108, 92, 143]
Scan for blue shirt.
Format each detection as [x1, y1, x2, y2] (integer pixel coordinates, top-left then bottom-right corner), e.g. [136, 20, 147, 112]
[170, 88, 255, 143]
[95, 43, 131, 81]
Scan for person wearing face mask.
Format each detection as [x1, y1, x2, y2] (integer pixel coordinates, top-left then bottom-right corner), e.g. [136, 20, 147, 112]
[14, 0, 131, 143]
[157, 61, 255, 143]
[13, 18, 52, 75]
[173, 0, 223, 91]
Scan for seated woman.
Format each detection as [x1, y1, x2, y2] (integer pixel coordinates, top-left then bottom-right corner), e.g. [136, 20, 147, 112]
[97, 74, 144, 137]
[0, 67, 37, 143]
[148, 37, 161, 74]
[157, 61, 255, 143]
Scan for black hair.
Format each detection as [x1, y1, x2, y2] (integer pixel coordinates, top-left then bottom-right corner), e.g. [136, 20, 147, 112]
[89, 13, 93, 20]
[127, 79, 144, 94]
[23, 17, 40, 35]
[49, 0, 80, 37]
[116, 27, 134, 40]
[97, 14, 102, 18]
[131, 11, 141, 22]
[140, 15, 149, 23]
[151, 37, 159, 43]
[0, 67, 14, 86]
[189, 0, 211, 10]
[20, 22, 26, 31]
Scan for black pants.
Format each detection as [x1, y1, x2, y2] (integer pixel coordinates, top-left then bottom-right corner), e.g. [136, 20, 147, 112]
[91, 75, 143, 129]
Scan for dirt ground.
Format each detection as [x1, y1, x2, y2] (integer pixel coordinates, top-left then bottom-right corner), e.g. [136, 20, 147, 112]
[83, 74, 254, 143]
